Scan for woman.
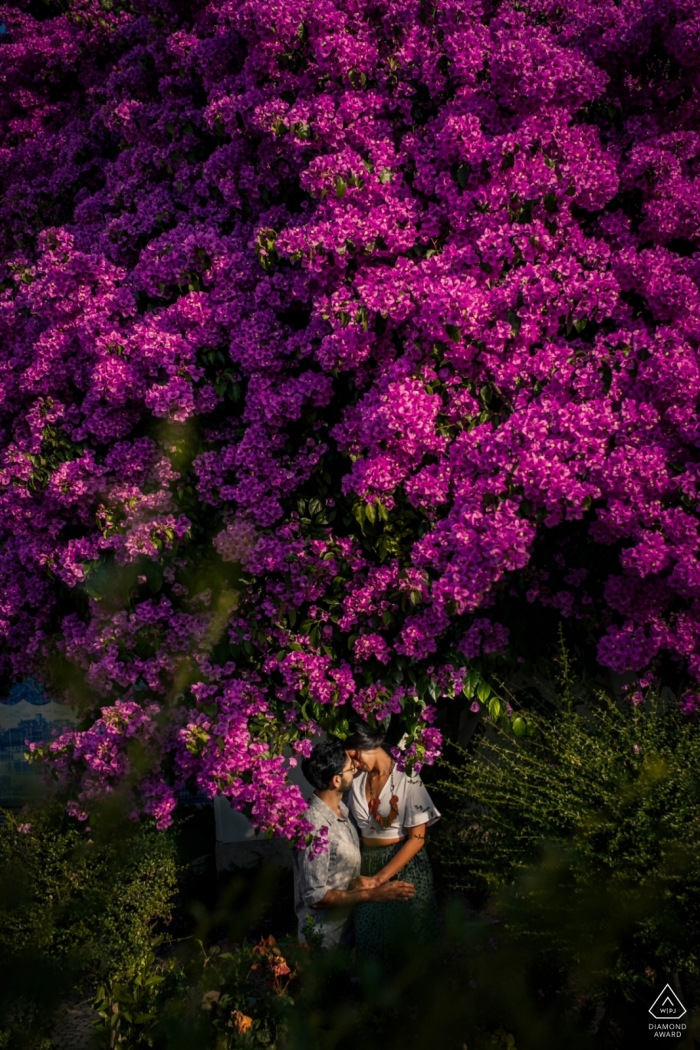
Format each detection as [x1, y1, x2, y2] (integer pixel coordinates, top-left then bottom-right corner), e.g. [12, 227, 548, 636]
[345, 721, 440, 961]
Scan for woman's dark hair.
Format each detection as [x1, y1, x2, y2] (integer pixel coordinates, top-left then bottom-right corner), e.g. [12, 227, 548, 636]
[301, 740, 347, 791]
[345, 719, 386, 752]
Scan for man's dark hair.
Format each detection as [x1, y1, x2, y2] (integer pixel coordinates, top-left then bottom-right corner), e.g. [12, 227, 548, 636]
[301, 740, 347, 791]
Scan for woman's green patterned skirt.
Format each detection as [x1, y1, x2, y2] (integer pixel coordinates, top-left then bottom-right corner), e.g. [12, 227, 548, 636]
[354, 842, 439, 962]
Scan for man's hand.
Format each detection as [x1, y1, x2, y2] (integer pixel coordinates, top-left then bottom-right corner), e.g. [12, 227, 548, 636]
[311, 878, 415, 911]
[350, 874, 380, 891]
[349, 875, 417, 898]
[369, 880, 415, 902]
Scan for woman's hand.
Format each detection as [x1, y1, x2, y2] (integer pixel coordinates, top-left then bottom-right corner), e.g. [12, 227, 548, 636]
[350, 874, 381, 891]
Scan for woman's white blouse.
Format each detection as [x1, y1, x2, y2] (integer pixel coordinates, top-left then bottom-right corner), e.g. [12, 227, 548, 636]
[348, 767, 441, 841]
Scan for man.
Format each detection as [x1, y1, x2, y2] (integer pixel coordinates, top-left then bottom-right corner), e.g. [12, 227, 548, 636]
[295, 740, 415, 948]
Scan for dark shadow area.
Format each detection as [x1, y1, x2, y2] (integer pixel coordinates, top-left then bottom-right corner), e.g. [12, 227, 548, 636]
[1, 794, 699, 1050]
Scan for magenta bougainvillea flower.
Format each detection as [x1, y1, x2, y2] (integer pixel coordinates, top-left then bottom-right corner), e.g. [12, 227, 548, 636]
[2, 0, 700, 839]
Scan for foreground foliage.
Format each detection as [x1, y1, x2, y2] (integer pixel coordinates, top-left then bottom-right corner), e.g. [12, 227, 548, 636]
[0, 804, 177, 1049]
[3, 780, 700, 1049]
[439, 664, 700, 1004]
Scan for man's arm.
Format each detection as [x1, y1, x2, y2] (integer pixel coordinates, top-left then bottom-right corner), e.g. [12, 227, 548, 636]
[312, 880, 415, 908]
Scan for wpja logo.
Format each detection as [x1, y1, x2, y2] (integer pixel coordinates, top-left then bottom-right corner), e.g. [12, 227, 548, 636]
[648, 984, 687, 1039]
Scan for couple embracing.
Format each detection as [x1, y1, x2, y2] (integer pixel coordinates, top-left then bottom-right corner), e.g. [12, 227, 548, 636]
[293, 721, 440, 960]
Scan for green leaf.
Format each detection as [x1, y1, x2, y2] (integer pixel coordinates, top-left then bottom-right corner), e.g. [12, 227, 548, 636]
[477, 681, 491, 703]
[512, 715, 527, 737]
[335, 176, 347, 199]
[145, 560, 164, 594]
[352, 503, 366, 528]
[335, 718, 350, 740]
[445, 324, 461, 343]
[544, 191, 558, 214]
[83, 577, 106, 601]
[507, 308, 522, 337]
[463, 670, 480, 699]
[364, 501, 377, 525]
[488, 697, 502, 720]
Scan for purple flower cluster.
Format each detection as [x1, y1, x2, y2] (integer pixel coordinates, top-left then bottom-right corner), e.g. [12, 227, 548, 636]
[3, 0, 700, 837]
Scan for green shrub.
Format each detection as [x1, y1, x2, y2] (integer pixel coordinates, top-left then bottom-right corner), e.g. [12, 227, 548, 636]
[151, 936, 297, 1050]
[0, 803, 177, 1049]
[0, 803, 177, 978]
[438, 667, 700, 1002]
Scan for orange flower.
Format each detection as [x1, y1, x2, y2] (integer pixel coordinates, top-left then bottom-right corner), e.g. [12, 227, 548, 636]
[269, 957, 291, 978]
[231, 1011, 253, 1035]
[252, 935, 276, 955]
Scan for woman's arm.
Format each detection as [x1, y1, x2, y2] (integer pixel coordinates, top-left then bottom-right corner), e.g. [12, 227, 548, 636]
[351, 824, 428, 889]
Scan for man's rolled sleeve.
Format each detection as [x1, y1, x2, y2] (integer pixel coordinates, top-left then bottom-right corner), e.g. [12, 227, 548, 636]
[299, 848, 331, 907]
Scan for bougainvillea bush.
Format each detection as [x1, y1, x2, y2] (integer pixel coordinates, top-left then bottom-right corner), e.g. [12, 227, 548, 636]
[1, 0, 700, 839]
